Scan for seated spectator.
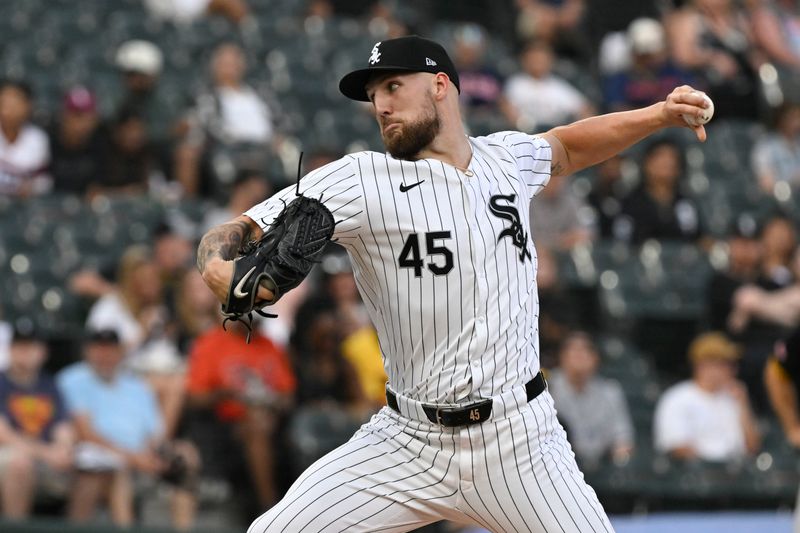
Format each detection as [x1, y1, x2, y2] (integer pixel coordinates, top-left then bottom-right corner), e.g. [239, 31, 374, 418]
[503, 40, 594, 132]
[86, 246, 185, 438]
[48, 86, 107, 196]
[536, 246, 580, 367]
[603, 18, 695, 112]
[99, 108, 159, 195]
[201, 170, 272, 233]
[0, 324, 74, 520]
[757, 215, 796, 289]
[179, 42, 277, 196]
[530, 172, 595, 251]
[515, 0, 588, 61]
[452, 24, 512, 126]
[548, 332, 634, 468]
[586, 154, 631, 239]
[58, 329, 198, 531]
[144, 0, 250, 25]
[750, 0, 800, 97]
[654, 332, 760, 462]
[751, 102, 800, 195]
[616, 139, 701, 244]
[765, 325, 800, 448]
[186, 318, 295, 509]
[175, 269, 220, 353]
[706, 215, 762, 334]
[665, 0, 759, 120]
[0, 79, 50, 197]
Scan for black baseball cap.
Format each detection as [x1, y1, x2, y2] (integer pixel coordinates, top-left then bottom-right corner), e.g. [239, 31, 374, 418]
[339, 35, 460, 102]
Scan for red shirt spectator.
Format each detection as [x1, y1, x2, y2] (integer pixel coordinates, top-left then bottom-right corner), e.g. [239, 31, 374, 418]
[187, 326, 296, 422]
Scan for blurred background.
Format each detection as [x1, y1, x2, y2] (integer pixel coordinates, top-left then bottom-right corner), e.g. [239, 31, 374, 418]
[1, 0, 800, 531]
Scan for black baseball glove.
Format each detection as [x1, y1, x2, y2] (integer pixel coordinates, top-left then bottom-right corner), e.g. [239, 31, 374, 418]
[222, 195, 335, 337]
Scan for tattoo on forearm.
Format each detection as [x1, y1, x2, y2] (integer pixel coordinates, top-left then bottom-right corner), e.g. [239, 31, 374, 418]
[197, 220, 252, 272]
[552, 161, 565, 177]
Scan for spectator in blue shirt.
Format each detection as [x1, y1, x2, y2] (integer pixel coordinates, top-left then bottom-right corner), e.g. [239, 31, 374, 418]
[0, 323, 74, 520]
[58, 329, 199, 531]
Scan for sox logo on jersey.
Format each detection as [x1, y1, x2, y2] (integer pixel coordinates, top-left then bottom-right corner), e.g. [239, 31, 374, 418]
[243, 131, 614, 532]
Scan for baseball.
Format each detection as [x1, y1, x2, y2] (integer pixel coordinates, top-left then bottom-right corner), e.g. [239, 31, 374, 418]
[683, 92, 714, 127]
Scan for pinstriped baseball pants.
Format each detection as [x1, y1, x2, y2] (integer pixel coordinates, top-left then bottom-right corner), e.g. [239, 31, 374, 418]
[248, 391, 614, 533]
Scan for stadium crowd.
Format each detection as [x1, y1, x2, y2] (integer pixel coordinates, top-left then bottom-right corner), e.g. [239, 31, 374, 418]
[1, 0, 800, 530]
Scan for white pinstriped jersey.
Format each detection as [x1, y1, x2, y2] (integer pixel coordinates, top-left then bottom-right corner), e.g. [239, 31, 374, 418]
[245, 131, 551, 404]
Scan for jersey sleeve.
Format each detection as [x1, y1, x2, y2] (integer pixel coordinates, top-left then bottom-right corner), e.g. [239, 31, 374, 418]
[244, 156, 365, 247]
[486, 131, 552, 198]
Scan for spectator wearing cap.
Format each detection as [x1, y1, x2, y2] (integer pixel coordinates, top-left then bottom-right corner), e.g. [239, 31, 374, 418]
[0, 324, 74, 520]
[57, 329, 199, 531]
[602, 18, 695, 112]
[751, 102, 800, 196]
[654, 332, 760, 462]
[0, 79, 50, 197]
[451, 24, 513, 132]
[115, 40, 187, 184]
[548, 332, 634, 469]
[48, 86, 108, 196]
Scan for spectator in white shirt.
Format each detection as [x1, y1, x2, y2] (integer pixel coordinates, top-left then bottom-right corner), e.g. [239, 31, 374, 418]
[0, 80, 50, 197]
[654, 331, 761, 462]
[503, 40, 594, 132]
[548, 332, 634, 468]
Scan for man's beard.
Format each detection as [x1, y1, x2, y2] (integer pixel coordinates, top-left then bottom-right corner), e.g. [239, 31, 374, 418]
[382, 102, 440, 161]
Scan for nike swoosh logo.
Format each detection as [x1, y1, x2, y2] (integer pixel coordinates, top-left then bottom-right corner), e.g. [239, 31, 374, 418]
[399, 180, 425, 193]
[233, 266, 257, 298]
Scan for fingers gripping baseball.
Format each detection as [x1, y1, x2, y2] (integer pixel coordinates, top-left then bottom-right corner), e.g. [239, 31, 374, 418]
[662, 85, 714, 142]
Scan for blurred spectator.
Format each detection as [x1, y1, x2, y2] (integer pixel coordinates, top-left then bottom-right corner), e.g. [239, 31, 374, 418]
[58, 329, 198, 531]
[757, 214, 796, 289]
[750, 0, 800, 97]
[530, 173, 595, 251]
[536, 246, 580, 367]
[145, 0, 250, 25]
[765, 325, 800, 448]
[764, 324, 800, 531]
[85, 246, 185, 438]
[186, 319, 295, 508]
[0, 324, 74, 520]
[452, 24, 512, 127]
[366, 2, 410, 40]
[616, 139, 701, 244]
[290, 300, 366, 411]
[586, 154, 631, 238]
[548, 332, 634, 467]
[654, 332, 760, 461]
[0, 319, 11, 371]
[706, 214, 762, 334]
[751, 102, 800, 195]
[665, 0, 759, 120]
[503, 40, 594, 132]
[48, 86, 107, 196]
[175, 269, 220, 353]
[100, 108, 159, 194]
[603, 18, 695, 112]
[179, 42, 277, 196]
[114, 40, 182, 148]
[515, 0, 588, 61]
[201, 170, 272, 233]
[0, 80, 50, 197]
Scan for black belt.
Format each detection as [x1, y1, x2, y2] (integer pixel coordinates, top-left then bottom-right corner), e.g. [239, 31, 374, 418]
[385, 371, 547, 427]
